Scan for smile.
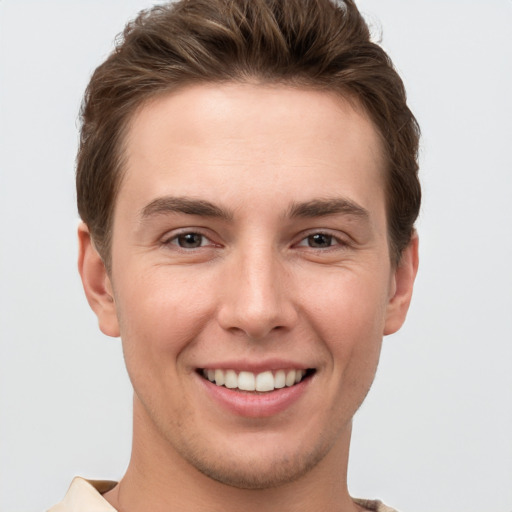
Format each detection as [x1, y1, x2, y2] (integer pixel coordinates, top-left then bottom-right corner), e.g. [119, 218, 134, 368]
[200, 368, 314, 392]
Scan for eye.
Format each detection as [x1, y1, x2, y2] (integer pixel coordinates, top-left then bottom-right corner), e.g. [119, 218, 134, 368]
[168, 232, 210, 249]
[297, 232, 339, 249]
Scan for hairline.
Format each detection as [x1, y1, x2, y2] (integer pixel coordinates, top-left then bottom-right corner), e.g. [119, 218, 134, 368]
[96, 78, 399, 272]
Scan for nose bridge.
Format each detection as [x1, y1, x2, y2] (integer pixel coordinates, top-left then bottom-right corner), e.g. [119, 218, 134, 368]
[218, 241, 295, 339]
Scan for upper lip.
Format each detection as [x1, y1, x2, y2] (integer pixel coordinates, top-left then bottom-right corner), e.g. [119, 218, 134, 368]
[196, 359, 315, 373]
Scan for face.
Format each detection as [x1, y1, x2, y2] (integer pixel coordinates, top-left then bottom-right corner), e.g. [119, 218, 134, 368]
[80, 83, 417, 489]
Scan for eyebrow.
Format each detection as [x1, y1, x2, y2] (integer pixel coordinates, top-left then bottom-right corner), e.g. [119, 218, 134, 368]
[140, 196, 233, 221]
[139, 195, 369, 223]
[287, 198, 370, 220]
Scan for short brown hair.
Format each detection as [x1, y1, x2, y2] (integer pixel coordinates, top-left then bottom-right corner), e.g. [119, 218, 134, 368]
[77, 0, 420, 268]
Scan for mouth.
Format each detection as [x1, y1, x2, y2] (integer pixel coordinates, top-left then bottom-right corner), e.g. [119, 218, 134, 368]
[198, 368, 316, 393]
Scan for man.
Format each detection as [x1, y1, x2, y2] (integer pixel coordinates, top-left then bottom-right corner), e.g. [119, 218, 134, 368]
[50, 0, 420, 510]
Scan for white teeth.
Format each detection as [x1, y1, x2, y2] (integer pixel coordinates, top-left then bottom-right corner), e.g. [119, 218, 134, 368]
[274, 370, 286, 389]
[214, 369, 225, 386]
[224, 369, 238, 389]
[238, 371, 255, 391]
[203, 368, 309, 392]
[285, 370, 296, 387]
[255, 371, 274, 392]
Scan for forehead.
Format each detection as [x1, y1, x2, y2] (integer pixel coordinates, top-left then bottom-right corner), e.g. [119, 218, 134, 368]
[118, 83, 386, 220]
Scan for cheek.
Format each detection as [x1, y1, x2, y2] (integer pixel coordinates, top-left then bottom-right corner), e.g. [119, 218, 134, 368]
[299, 267, 389, 366]
[112, 269, 216, 377]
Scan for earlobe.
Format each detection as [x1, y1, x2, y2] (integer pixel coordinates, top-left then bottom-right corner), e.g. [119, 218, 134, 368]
[383, 234, 419, 336]
[77, 222, 120, 338]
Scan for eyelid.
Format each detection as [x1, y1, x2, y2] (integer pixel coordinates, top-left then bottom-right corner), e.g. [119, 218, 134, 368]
[294, 229, 350, 248]
[161, 228, 219, 248]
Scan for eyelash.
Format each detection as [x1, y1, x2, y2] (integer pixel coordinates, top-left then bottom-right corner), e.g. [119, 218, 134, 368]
[162, 230, 348, 251]
[163, 230, 215, 250]
[294, 231, 348, 250]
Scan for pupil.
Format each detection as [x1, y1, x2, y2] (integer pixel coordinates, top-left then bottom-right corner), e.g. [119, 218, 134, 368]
[309, 233, 332, 248]
[179, 233, 202, 248]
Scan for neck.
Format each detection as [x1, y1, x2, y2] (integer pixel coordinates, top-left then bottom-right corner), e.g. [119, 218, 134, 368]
[104, 396, 360, 512]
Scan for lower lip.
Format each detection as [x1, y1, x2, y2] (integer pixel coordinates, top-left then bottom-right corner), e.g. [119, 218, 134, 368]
[198, 373, 312, 418]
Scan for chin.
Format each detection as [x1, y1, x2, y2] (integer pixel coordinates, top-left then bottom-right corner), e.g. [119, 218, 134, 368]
[175, 434, 334, 490]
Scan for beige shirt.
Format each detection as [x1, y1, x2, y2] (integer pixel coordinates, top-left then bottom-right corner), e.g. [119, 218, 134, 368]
[48, 477, 398, 512]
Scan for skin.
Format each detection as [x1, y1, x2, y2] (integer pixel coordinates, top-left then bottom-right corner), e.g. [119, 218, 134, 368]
[78, 83, 418, 512]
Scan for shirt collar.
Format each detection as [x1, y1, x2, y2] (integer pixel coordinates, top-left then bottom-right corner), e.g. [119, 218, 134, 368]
[48, 477, 118, 512]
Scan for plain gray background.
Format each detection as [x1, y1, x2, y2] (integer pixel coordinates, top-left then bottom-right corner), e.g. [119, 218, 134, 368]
[1, 1, 511, 511]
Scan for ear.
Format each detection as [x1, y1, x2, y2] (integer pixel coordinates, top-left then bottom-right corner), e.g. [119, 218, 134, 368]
[77, 222, 120, 337]
[384, 233, 419, 336]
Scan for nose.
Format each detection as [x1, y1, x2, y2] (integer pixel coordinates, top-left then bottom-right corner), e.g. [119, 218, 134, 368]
[217, 245, 298, 341]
